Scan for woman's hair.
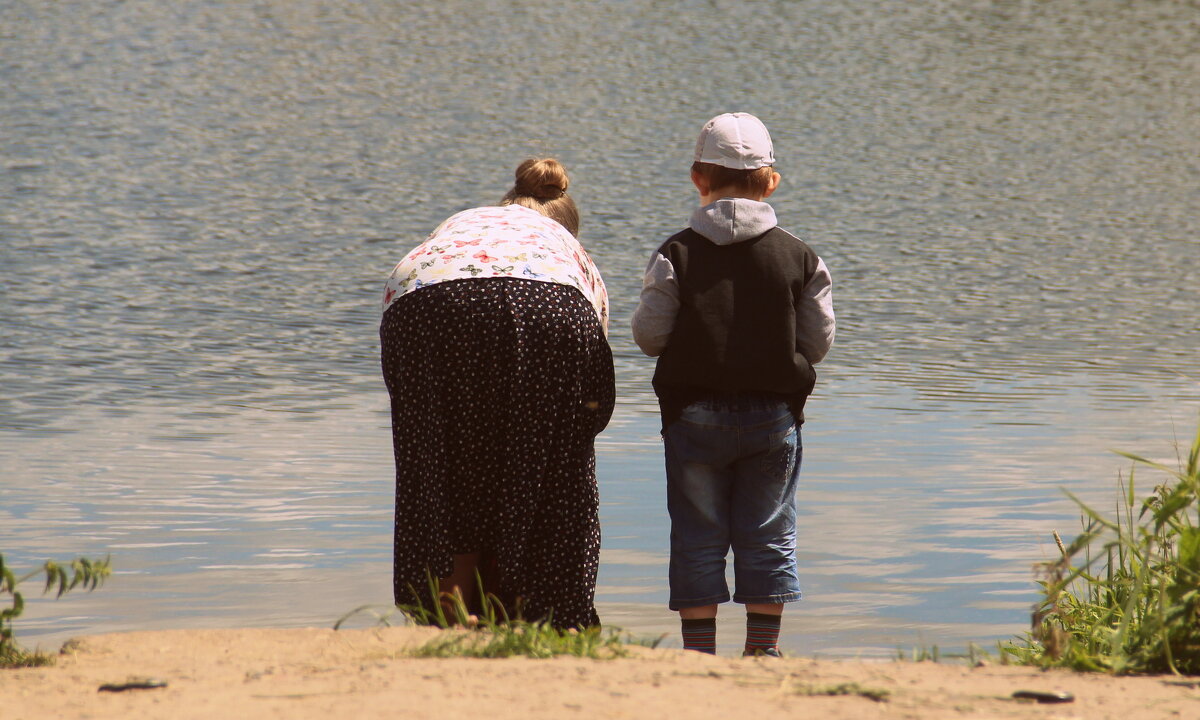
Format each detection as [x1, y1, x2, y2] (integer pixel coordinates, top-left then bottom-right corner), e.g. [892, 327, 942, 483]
[501, 158, 580, 237]
[691, 161, 776, 198]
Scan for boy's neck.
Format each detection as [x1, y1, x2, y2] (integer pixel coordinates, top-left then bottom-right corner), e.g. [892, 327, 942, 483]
[691, 168, 780, 206]
[700, 191, 767, 206]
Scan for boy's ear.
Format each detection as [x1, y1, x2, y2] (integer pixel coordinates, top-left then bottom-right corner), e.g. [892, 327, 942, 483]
[690, 168, 711, 197]
[761, 170, 782, 199]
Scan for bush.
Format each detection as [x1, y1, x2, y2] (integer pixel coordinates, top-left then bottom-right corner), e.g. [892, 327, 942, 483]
[1003, 423, 1200, 674]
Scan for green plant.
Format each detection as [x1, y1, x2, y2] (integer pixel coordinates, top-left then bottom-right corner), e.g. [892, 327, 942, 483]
[1, 552, 111, 668]
[334, 573, 661, 659]
[1003, 423, 1200, 674]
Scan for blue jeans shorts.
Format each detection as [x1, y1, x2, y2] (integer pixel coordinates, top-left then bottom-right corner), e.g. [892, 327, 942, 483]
[664, 394, 803, 610]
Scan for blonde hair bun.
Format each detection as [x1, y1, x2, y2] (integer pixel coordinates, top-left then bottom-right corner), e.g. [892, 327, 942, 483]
[500, 157, 580, 237]
[512, 157, 569, 200]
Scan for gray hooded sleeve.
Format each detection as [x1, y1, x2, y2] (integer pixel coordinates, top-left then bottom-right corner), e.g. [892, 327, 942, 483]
[630, 251, 679, 358]
[796, 256, 835, 364]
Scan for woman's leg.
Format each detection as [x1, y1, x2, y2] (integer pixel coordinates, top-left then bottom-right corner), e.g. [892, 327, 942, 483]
[495, 280, 610, 629]
[383, 283, 487, 618]
[438, 552, 480, 620]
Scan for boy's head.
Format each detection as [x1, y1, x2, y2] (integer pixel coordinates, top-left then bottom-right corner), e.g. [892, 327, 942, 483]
[691, 112, 780, 201]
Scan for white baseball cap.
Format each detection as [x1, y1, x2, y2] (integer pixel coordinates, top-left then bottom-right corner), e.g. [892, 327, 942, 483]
[693, 112, 775, 170]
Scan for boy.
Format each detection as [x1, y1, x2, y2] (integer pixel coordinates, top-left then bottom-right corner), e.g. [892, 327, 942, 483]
[631, 112, 835, 656]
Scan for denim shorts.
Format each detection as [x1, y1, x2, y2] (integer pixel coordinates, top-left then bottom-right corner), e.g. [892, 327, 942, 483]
[663, 394, 803, 610]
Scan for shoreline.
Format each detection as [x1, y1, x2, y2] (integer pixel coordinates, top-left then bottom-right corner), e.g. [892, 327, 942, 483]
[3, 627, 1198, 719]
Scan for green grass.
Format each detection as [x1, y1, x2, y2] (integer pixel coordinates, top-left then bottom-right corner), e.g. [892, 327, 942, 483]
[1, 553, 111, 669]
[1003, 422, 1200, 674]
[0, 644, 56, 669]
[894, 637, 996, 666]
[896, 643, 941, 663]
[793, 681, 890, 702]
[335, 574, 663, 660]
[409, 619, 634, 659]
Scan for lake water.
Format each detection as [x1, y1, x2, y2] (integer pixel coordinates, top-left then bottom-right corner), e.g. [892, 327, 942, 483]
[2, 0, 1198, 657]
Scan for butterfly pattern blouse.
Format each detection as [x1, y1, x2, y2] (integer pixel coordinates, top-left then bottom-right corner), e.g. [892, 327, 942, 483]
[381, 204, 609, 332]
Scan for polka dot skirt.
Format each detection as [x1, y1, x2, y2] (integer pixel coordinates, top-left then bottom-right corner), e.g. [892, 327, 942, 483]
[380, 277, 615, 629]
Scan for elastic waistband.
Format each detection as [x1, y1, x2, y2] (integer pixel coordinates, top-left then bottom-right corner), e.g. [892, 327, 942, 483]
[688, 391, 789, 412]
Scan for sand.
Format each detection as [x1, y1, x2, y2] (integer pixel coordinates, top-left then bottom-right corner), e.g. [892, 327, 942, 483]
[3, 627, 1199, 719]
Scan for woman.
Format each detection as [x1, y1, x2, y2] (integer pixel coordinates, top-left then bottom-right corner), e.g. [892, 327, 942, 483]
[380, 158, 613, 630]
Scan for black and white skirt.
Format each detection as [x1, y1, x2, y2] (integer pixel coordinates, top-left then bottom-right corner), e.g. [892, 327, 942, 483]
[380, 277, 614, 629]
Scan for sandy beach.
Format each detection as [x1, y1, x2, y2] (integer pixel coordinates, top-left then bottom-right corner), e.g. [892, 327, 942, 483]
[3, 627, 1198, 719]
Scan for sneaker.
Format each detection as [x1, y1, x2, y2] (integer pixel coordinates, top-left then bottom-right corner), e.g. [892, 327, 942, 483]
[742, 647, 782, 658]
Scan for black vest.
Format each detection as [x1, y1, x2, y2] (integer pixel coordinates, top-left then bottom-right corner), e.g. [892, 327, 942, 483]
[652, 226, 819, 429]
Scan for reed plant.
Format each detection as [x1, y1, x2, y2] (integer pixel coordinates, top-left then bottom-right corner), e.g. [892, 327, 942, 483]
[1003, 423, 1200, 674]
[1, 552, 111, 668]
[335, 573, 660, 659]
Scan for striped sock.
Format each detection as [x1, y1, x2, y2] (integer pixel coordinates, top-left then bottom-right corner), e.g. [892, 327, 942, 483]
[744, 612, 782, 655]
[681, 617, 717, 654]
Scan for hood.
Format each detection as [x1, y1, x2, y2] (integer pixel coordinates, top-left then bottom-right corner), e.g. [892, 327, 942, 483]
[688, 198, 778, 246]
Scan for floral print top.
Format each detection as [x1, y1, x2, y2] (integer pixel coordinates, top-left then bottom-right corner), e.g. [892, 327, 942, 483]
[382, 204, 609, 332]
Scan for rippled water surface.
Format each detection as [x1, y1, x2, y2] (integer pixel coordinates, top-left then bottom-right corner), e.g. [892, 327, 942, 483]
[3, 0, 1198, 656]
